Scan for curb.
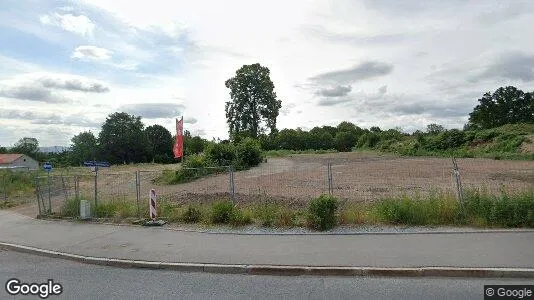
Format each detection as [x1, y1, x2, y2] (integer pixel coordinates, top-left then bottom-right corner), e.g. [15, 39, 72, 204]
[2, 242, 533, 278]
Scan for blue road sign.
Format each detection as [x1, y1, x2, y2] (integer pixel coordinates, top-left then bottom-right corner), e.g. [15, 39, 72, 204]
[43, 162, 52, 172]
[83, 161, 111, 168]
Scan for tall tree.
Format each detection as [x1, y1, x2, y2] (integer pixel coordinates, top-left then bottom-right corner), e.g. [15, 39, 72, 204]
[98, 112, 149, 164]
[426, 124, 445, 134]
[70, 131, 98, 166]
[11, 137, 39, 158]
[145, 125, 173, 161]
[468, 86, 534, 129]
[225, 63, 282, 140]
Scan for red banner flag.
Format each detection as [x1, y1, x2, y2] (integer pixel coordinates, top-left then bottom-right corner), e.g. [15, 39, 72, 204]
[173, 117, 184, 158]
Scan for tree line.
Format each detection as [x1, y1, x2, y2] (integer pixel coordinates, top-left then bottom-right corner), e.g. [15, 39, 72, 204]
[1, 63, 532, 166]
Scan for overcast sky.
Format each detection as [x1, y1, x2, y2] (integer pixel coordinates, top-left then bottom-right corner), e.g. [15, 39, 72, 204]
[1, 0, 534, 146]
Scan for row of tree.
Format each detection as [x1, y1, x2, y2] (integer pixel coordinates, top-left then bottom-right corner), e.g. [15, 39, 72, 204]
[1, 62, 532, 166]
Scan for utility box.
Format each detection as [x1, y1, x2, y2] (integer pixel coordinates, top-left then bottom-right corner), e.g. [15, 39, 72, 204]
[80, 200, 91, 219]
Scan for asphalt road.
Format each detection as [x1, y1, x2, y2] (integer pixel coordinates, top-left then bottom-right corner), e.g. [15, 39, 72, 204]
[1, 250, 532, 300]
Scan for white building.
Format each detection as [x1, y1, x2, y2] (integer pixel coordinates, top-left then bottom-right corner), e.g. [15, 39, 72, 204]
[0, 154, 39, 170]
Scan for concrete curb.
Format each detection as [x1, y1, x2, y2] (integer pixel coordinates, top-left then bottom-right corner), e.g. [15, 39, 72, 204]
[2, 242, 533, 278]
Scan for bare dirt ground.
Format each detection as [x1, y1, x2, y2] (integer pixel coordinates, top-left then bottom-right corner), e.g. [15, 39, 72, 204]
[161, 152, 533, 205]
[8, 152, 534, 216]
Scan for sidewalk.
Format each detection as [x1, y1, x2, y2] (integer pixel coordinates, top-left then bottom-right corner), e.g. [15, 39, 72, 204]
[1, 210, 533, 274]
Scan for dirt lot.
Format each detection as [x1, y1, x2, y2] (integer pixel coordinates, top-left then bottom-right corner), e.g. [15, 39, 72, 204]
[167, 152, 533, 204]
[8, 152, 534, 216]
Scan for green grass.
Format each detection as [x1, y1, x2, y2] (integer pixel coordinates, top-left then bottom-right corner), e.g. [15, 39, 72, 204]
[263, 149, 338, 157]
[0, 170, 36, 198]
[51, 188, 534, 229]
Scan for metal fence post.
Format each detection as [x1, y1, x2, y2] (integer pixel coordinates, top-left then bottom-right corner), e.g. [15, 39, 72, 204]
[75, 175, 80, 201]
[135, 170, 141, 218]
[229, 166, 235, 203]
[452, 157, 464, 220]
[94, 166, 98, 216]
[47, 172, 51, 214]
[327, 162, 333, 196]
[35, 176, 42, 216]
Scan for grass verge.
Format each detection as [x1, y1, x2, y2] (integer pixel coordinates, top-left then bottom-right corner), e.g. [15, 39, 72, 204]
[54, 188, 534, 230]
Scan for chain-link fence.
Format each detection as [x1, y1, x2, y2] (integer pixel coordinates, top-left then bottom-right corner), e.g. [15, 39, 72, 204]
[24, 155, 533, 218]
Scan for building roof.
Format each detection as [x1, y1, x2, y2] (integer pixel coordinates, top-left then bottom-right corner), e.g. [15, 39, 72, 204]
[0, 154, 24, 164]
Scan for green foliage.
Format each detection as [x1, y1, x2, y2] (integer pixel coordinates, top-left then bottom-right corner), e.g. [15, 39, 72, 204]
[172, 154, 216, 183]
[468, 86, 534, 129]
[0, 170, 35, 198]
[98, 112, 150, 164]
[184, 132, 208, 156]
[211, 200, 235, 224]
[145, 125, 173, 162]
[357, 132, 380, 148]
[205, 143, 236, 166]
[10, 137, 39, 158]
[225, 63, 282, 139]
[236, 138, 263, 168]
[69, 131, 99, 166]
[263, 149, 338, 157]
[59, 197, 81, 217]
[182, 205, 202, 223]
[94, 200, 136, 219]
[462, 189, 534, 227]
[229, 209, 253, 226]
[426, 124, 445, 134]
[375, 194, 459, 226]
[254, 203, 279, 227]
[307, 195, 339, 231]
[209, 200, 252, 226]
[334, 131, 357, 152]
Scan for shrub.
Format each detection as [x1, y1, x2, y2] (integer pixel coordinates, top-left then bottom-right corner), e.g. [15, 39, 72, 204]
[462, 189, 534, 227]
[173, 154, 213, 183]
[307, 195, 339, 231]
[211, 200, 235, 224]
[334, 131, 357, 152]
[276, 209, 297, 227]
[254, 203, 279, 227]
[205, 143, 237, 166]
[357, 133, 380, 148]
[236, 138, 263, 168]
[182, 205, 202, 223]
[230, 209, 253, 226]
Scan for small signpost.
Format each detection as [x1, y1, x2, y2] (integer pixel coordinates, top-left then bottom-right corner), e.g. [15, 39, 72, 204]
[83, 161, 110, 215]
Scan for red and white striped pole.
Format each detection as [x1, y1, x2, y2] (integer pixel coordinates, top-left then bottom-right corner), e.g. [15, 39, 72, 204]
[149, 189, 157, 221]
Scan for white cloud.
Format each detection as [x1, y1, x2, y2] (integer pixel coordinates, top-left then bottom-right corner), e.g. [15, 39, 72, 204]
[2, 0, 534, 146]
[40, 13, 95, 37]
[72, 45, 113, 60]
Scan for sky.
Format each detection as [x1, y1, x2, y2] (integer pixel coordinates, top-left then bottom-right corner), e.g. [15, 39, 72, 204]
[1, 0, 534, 147]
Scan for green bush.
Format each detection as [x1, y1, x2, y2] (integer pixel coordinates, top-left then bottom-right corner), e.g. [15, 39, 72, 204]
[211, 200, 235, 224]
[230, 209, 253, 226]
[357, 133, 380, 148]
[182, 205, 202, 223]
[254, 203, 278, 227]
[463, 189, 534, 227]
[307, 195, 339, 231]
[236, 138, 263, 168]
[205, 143, 237, 166]
[173, 154, 213, 183]
[374, 194, 460, 226]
